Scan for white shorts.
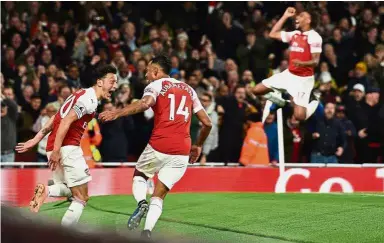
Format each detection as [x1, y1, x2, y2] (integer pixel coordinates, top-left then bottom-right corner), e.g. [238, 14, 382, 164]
[47, 146, 91, 188]
[262, 69, 314, 107]
[136, 144, 189, 190]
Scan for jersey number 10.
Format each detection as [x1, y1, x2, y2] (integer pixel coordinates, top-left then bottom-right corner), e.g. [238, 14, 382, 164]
[60, 95, 75, 118]
[168, 94, 189, 121]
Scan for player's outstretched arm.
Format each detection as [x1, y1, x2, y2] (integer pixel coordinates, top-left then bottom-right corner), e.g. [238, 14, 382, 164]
[48, 109, 78, 170]
[269, 7, 296, 40]
[190, 109, 212, 164]
[15, 115, 55, 153]
[99, 95, 155, 122]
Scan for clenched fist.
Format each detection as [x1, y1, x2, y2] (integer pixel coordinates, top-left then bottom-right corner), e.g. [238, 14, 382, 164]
[284, 7, 296, 18]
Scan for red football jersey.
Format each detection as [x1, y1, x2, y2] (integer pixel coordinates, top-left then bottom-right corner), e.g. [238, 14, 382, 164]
[46, 88, 98, 152]
[281, 29, 322, 77]
[143, 78, 204, 155]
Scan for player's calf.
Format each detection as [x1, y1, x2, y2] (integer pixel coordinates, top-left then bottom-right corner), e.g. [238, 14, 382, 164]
[61, 184, 89, 227]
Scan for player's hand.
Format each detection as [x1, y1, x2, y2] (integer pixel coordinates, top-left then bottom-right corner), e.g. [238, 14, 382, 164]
[99, 111, 119, 122]
[15, 139, 38, 153]
[335, 147, 344, 157]
[91, 55, 101, 66]
[189, 145, 202, 164]
[292, 59, 303, 67]
[48, 150, 61, 171]
[283, 7, 296, 18]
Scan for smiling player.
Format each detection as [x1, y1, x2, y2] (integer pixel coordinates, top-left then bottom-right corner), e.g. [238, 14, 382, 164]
[253, 7, 322, 121]
[16, 65, 118, 226]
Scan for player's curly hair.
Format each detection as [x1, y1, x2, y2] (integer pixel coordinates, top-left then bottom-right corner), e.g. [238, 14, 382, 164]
[151, 53, 172, 75]
[304, 3, 320, 29]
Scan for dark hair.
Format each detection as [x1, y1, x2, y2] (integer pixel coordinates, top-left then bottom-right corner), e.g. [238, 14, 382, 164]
[306, 8, 320, 29]
[137, 58, 148, 65]
[58, 85, 70, 94]
[234, 84, 246, 93]
[31, 94, 41, 100]
[151, 37, 162, 44]
[188, 74, 197, 79]
[151, 54, 171, 74]
[67, 63, 78, 71]
[247, 112, 262, 122]
[95, 65, 117, 81]
[201, 92, 213, 101]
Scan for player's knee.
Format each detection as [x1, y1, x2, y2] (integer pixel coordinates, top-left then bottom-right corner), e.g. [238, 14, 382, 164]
[71, 190, 89, 202]
[294, 111, 306, 121]
[253, 83, 271, 95]
[293, 106, 306, 121]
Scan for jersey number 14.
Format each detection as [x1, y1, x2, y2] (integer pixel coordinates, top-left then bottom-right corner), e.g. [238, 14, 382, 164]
[168, 94, 189, 121]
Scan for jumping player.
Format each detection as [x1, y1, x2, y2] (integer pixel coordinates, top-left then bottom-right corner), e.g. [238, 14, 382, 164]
[99, 54, 212, 239]
[253, 7, 322, 121]
[15, 65, 118, 226]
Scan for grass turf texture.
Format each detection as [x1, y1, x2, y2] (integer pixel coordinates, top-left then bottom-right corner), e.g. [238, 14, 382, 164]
[39, 193, 384, 243]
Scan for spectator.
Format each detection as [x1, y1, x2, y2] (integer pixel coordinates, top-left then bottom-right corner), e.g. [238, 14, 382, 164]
[66, 64, 81, 89]
[348, 62, 374, 92]
[139, 27, 159, 55]
[172, 32, 191, 62]
[117, 62, 132, 86]
[239, 112, 269, 166]
[99, 101, 134, 162]
[187, 73, 205, 97]
[311, 102, 346, 163]
[1, 94, 18, 162]
[151, 38, 164, 56]
[236, 28, 271, 82]
[335, 105, 356, 164]
[357, 88, 381, 163]
[272, 60, 288, 75]
[217, 85, 247, 163]
[81, 118, 102, 168]
[214, 11, 244, 60]
[122, 22, 138, 52]
[317, 71, 339, 104]
[199, 92, 219, 165]
[264, 112, 278, 164]
[107, 28, 130, 58]
[32, 103, 57, 162]
[284, 114, 306, 163]
[48, 85, 71, 111]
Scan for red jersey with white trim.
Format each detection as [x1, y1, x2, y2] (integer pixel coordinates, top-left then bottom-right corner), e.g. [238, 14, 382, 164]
[281, 29, 322, 77]
[46, 88, 98, 152]
[143, 78, 204, 155]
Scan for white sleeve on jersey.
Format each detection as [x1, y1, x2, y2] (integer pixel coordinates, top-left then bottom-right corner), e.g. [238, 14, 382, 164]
[280, 30, 300, 43]
[308, 31, 323, 53]
[191, 88, 204, 114]
[73, 91, 98, 119]
[142, 80, 163, 101]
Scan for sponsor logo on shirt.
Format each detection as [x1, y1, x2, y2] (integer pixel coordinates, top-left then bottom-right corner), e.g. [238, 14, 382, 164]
[290, 42, 305, 53]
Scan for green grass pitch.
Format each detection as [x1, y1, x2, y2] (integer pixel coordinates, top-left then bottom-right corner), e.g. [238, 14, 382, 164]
[39, 193, 384, 243]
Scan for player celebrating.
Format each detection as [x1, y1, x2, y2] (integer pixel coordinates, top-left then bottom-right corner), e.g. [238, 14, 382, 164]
[99, 54, 212, 239]
[15, 65, 118, 226]
[253, 7, 322, 121]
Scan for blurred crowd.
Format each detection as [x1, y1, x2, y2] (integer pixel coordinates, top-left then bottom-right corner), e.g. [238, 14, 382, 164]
[1, 1, 384, 166]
